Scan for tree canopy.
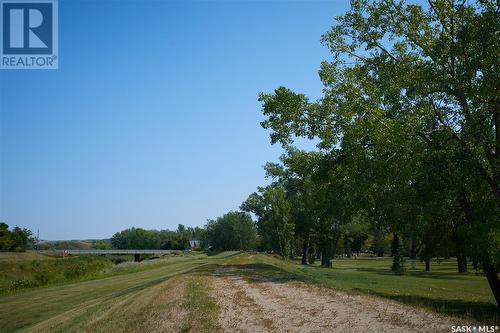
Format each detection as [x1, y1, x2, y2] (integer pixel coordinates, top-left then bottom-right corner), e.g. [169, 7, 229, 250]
[247, 0, 500, 306]
[110, 224, 203, 250]
[205, 211, 258, 251]
[0, 223, 34, 252]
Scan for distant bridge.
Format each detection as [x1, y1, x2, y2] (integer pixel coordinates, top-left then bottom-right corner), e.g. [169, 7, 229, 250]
[38, 249, 187, 261]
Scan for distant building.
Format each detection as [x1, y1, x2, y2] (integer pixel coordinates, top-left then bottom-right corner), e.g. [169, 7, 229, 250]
[189, 239, 201, 248]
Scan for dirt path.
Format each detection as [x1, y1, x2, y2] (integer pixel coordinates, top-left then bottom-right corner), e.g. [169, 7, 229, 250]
[211, 267, 456, 333]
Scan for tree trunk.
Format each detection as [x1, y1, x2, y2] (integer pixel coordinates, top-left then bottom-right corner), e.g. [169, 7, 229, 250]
[483, 262, 500, 307]
[410, 238, 417, 259]
[301, 236, 309, 265]
[321, 248, 329, 267]
[457, 254, 468, 273]
[331, 232, 341, 264]
[345, 238, 351, 258]
[473, 258, 479, 271]
[391, 233, 403, 273]
[308, 245, 315, 264]
[425, 258, 431, 272]
[321, 245, 332, 268]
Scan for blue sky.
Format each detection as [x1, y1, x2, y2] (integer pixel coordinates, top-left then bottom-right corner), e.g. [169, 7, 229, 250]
[0, 0, 348, 240]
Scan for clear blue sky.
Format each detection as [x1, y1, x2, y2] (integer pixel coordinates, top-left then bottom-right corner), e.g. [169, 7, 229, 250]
[0, 0, 348, 240]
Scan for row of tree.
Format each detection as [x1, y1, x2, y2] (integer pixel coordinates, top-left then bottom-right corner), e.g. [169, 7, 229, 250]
[240, 0, 499, 306]
[110, 224, 204, 250]
[109, 213, 259, 252]
[205, 211, 258, 251]
[0, 223, 34, 252]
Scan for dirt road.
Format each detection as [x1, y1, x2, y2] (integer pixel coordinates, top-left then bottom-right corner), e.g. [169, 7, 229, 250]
[211, 267, 456, 333]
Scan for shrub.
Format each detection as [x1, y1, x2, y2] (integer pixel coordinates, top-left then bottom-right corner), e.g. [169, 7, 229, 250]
[33, 270, 58, 285]
[9, 278, 38, 290]
[111, 257, 127, 265]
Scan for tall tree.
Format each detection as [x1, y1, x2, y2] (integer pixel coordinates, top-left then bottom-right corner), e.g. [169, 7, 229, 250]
[205, 211, 258, 251]
[258, 0, 500, 305]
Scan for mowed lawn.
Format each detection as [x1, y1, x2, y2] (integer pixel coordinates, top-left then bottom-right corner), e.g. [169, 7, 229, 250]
[0, 252, 238, 332]
[231, 253, 498, 323]
[0, 251, 497, 332]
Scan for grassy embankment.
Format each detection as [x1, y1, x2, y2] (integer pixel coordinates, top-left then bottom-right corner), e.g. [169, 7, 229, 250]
[0, 251, 497, 332]
[0, 251, 185, 294]
[0, 252, 234, 332]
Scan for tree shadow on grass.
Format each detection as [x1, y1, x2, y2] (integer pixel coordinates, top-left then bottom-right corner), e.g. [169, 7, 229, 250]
[203, 263, 299, 284]
[353, 267, 470, 280]
[196, 261, 499, 325]
[362, 290, 500, 325]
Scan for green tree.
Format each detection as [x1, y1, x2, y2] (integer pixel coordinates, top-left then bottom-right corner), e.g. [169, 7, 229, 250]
[92, 239, 112, 249]
[110, 228, 160, 249]
[241, 184, 294, 258]
[0, 223, 14, 251]
[205, 211, 258, 251]
[265, 148, 321, 263]
[0, 223, 34, 251]
[258, 0, 500, 305]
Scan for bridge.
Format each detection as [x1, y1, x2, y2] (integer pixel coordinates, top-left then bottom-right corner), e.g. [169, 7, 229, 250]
[40, 249, 187, 261]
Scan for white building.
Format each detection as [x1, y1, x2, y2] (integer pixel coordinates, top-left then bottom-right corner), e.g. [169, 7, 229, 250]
[189, 239, 201, 248]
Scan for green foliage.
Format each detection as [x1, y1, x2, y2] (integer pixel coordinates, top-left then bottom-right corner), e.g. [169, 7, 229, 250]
[92, 239, 112, 249]
[36, 240, 93, 250]
[369, 232, 391, 257]
[242, 185, 295, 257]
[267, 187, 294, 258]
[254, 0, 500, 304]
[9, 278, 37, 290]
[5, 256, 113, 292]
[110, 224, 194, 250]
[0, 223, 34, 252]
[205, 211, 258, 251]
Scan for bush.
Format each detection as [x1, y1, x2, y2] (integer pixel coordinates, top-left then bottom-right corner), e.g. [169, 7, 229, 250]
[64, 264, 88, 280]
[29, 257, 111, 287]
[111, 257, 127, 265]
[9, 278, 38, 290]
[1, 255, 115, 294]
[33, 271, 56, 285]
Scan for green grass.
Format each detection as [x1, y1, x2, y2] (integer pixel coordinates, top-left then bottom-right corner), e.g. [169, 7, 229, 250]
[181, 272, 221, 332]
[0, 252, 238, 332]
[0, 252, 55, 291]
[0, 252, 204, 294]
[0, 251, 497, 332]
[224, 252, 499, 324]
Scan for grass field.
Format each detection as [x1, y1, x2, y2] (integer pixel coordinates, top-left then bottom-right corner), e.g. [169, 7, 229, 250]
[237, 254, 498, 323]
[0, 251, 497, 332]
[0, 252, 196, 294]
[0, 252, 55, 292]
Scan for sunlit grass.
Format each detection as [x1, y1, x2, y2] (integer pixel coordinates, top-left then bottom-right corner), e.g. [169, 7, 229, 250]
[225, 252, 498, 324]
[0, 252, 235, 332]
[1, 251, 497, 332]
